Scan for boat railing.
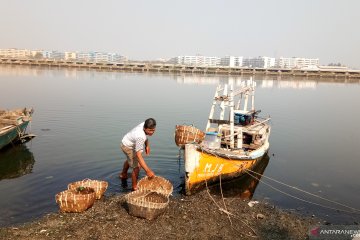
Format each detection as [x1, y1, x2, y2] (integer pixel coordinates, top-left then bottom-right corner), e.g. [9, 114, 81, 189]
[245, 117, 271, 130]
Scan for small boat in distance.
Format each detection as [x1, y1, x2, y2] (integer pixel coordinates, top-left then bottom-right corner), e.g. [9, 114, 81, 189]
[176, 79, 271, 195]
[0, 108, 35, 150]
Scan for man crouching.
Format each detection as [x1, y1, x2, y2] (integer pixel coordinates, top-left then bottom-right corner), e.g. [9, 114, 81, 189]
[120, 118, 156, 191]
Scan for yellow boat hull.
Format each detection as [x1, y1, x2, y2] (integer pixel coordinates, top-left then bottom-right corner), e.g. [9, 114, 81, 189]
[184, 144, 268, 195]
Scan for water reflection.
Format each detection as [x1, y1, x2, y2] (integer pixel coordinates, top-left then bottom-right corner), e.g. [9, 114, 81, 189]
[208, 154, 270, 200]
[261, 80, 317, 89]
[174, 75, 318, 89]
[0, 145, 35, 180]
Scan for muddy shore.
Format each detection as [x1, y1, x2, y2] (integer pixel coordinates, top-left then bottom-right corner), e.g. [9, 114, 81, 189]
[0, 190, 320, 240]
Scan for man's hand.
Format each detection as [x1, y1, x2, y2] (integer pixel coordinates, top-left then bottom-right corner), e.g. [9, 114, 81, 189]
[145, 145, 151, 155]
[146, 169, 155, 179]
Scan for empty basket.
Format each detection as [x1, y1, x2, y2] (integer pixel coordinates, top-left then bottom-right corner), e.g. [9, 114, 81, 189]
[175, 125, 205, 148]
[125, 190, 169, 220]
[68, 179, 108, 200]
[55, 187, 96, 213]
[138, 176, 173, 197]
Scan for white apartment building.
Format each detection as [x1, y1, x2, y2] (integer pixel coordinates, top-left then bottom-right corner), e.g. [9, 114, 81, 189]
[41, 51, 65, 60]
[220, 56, 243, 67]
[168, 55, 221, 66]
[108, 53, 127, 63]
[276, 57, 319, 69]
[243, 56, 276, 68]
[30, 50, 44, 58]
[93, 52, 110, 62]
[0, 48, 31, 58]
[76, 52, 127, 63]
[76, 52, 94, 62]
[51, 51, 65, 60]
[65, 52, 77, 60]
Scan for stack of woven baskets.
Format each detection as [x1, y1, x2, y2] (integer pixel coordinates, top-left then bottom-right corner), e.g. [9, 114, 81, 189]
[55, 178, 108, 213]
[174, 125, 205, 148]
[125, 176, 173, 220]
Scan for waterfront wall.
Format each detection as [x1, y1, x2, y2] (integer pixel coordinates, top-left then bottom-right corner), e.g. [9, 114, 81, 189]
[1, 58, 360, 79]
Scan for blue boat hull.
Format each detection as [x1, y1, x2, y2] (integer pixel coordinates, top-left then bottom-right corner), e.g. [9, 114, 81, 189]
[0, 121, 30, 150]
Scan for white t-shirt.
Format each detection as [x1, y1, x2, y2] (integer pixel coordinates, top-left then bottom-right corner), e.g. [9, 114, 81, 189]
[122, 122, 147, 152]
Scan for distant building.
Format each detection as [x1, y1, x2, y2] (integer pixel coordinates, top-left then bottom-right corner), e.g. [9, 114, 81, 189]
[0, 48, 31, 58]
[65, 52, 77, 60]
[30, 50, 43, 58]
[76, 52, 95, 62]
[51, 51, 65, 60]
[243, 56, 275, 68]
[276, 57, 319, 69]
[42, 51, 52, 59]
[76, 52, 127, 63]
[220, 56, 243, 67]
[108, 53, 127, 63]
[40, 50, 65, 60]
[168, 55, 221, 66]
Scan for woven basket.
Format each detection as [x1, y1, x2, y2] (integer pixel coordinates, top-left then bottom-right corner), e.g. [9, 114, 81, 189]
[68, 179, 108, 200]
[175, 125, 205, 148]
[55, 187, 96, 213]
[125, 190, 169, 220]
[138, 176, 173, 197]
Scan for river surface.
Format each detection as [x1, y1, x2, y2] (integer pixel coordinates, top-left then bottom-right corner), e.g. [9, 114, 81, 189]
[0, 65, 360, 226]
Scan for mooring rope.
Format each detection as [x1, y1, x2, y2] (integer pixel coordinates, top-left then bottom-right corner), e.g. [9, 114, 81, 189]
[204, 176, 258, 238]
[244, 168, 360, 213]
[197, 144, 360, 214]
[198, 146, 258, 237]
[243, 169, 360, 214]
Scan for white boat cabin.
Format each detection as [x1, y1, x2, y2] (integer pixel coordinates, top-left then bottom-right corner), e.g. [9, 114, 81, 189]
[204, 80, 270, 152]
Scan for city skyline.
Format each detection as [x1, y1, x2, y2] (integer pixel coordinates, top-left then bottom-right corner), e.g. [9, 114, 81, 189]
[1, 48, 324, 69]
[1, 0, 359, 68]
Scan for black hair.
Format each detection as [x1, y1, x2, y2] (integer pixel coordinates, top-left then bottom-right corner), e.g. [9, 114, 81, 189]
[144, 118, 156, 129]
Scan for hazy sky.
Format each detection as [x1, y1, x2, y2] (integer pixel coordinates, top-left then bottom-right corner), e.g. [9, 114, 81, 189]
[1, 0, 360, 67]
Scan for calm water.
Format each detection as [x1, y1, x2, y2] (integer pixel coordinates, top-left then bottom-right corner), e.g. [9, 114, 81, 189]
[0, 65, 360, 226]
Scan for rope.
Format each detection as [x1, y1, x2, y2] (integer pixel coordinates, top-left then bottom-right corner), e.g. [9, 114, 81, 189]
[201, 147, 258, 238]
[244, 168, 360, 213]
[197, 144, 360, 214]
[219, 174, 233, 226]
[243, 169, 360, 214]
[204, 176, 258, 238]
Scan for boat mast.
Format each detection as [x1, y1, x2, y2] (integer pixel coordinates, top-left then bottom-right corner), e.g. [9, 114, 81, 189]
[229, 83, 235, 148]
[219, 85, 227, 121]
[206, 85, 221, 132]
[236, 94, 242, 110]
[243, 83, 249, 112]
[251, 78, 255, 111]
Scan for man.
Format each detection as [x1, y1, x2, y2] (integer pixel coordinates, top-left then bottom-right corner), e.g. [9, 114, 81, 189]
[120, 118, 156, 190]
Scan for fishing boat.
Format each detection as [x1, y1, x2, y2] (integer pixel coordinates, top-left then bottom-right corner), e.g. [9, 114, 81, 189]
[0, 108, 35, 150]
[177, 79, 271, 195]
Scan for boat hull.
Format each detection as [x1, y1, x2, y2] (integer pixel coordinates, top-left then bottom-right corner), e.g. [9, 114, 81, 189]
[0, 121, 30, 150]
[184, 143, 269, 195]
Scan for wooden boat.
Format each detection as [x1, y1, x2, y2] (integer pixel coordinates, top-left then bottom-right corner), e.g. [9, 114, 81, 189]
[207, 154, 270, 200]
[0, 108, 35, 150]
[179, 79, 271, 195]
